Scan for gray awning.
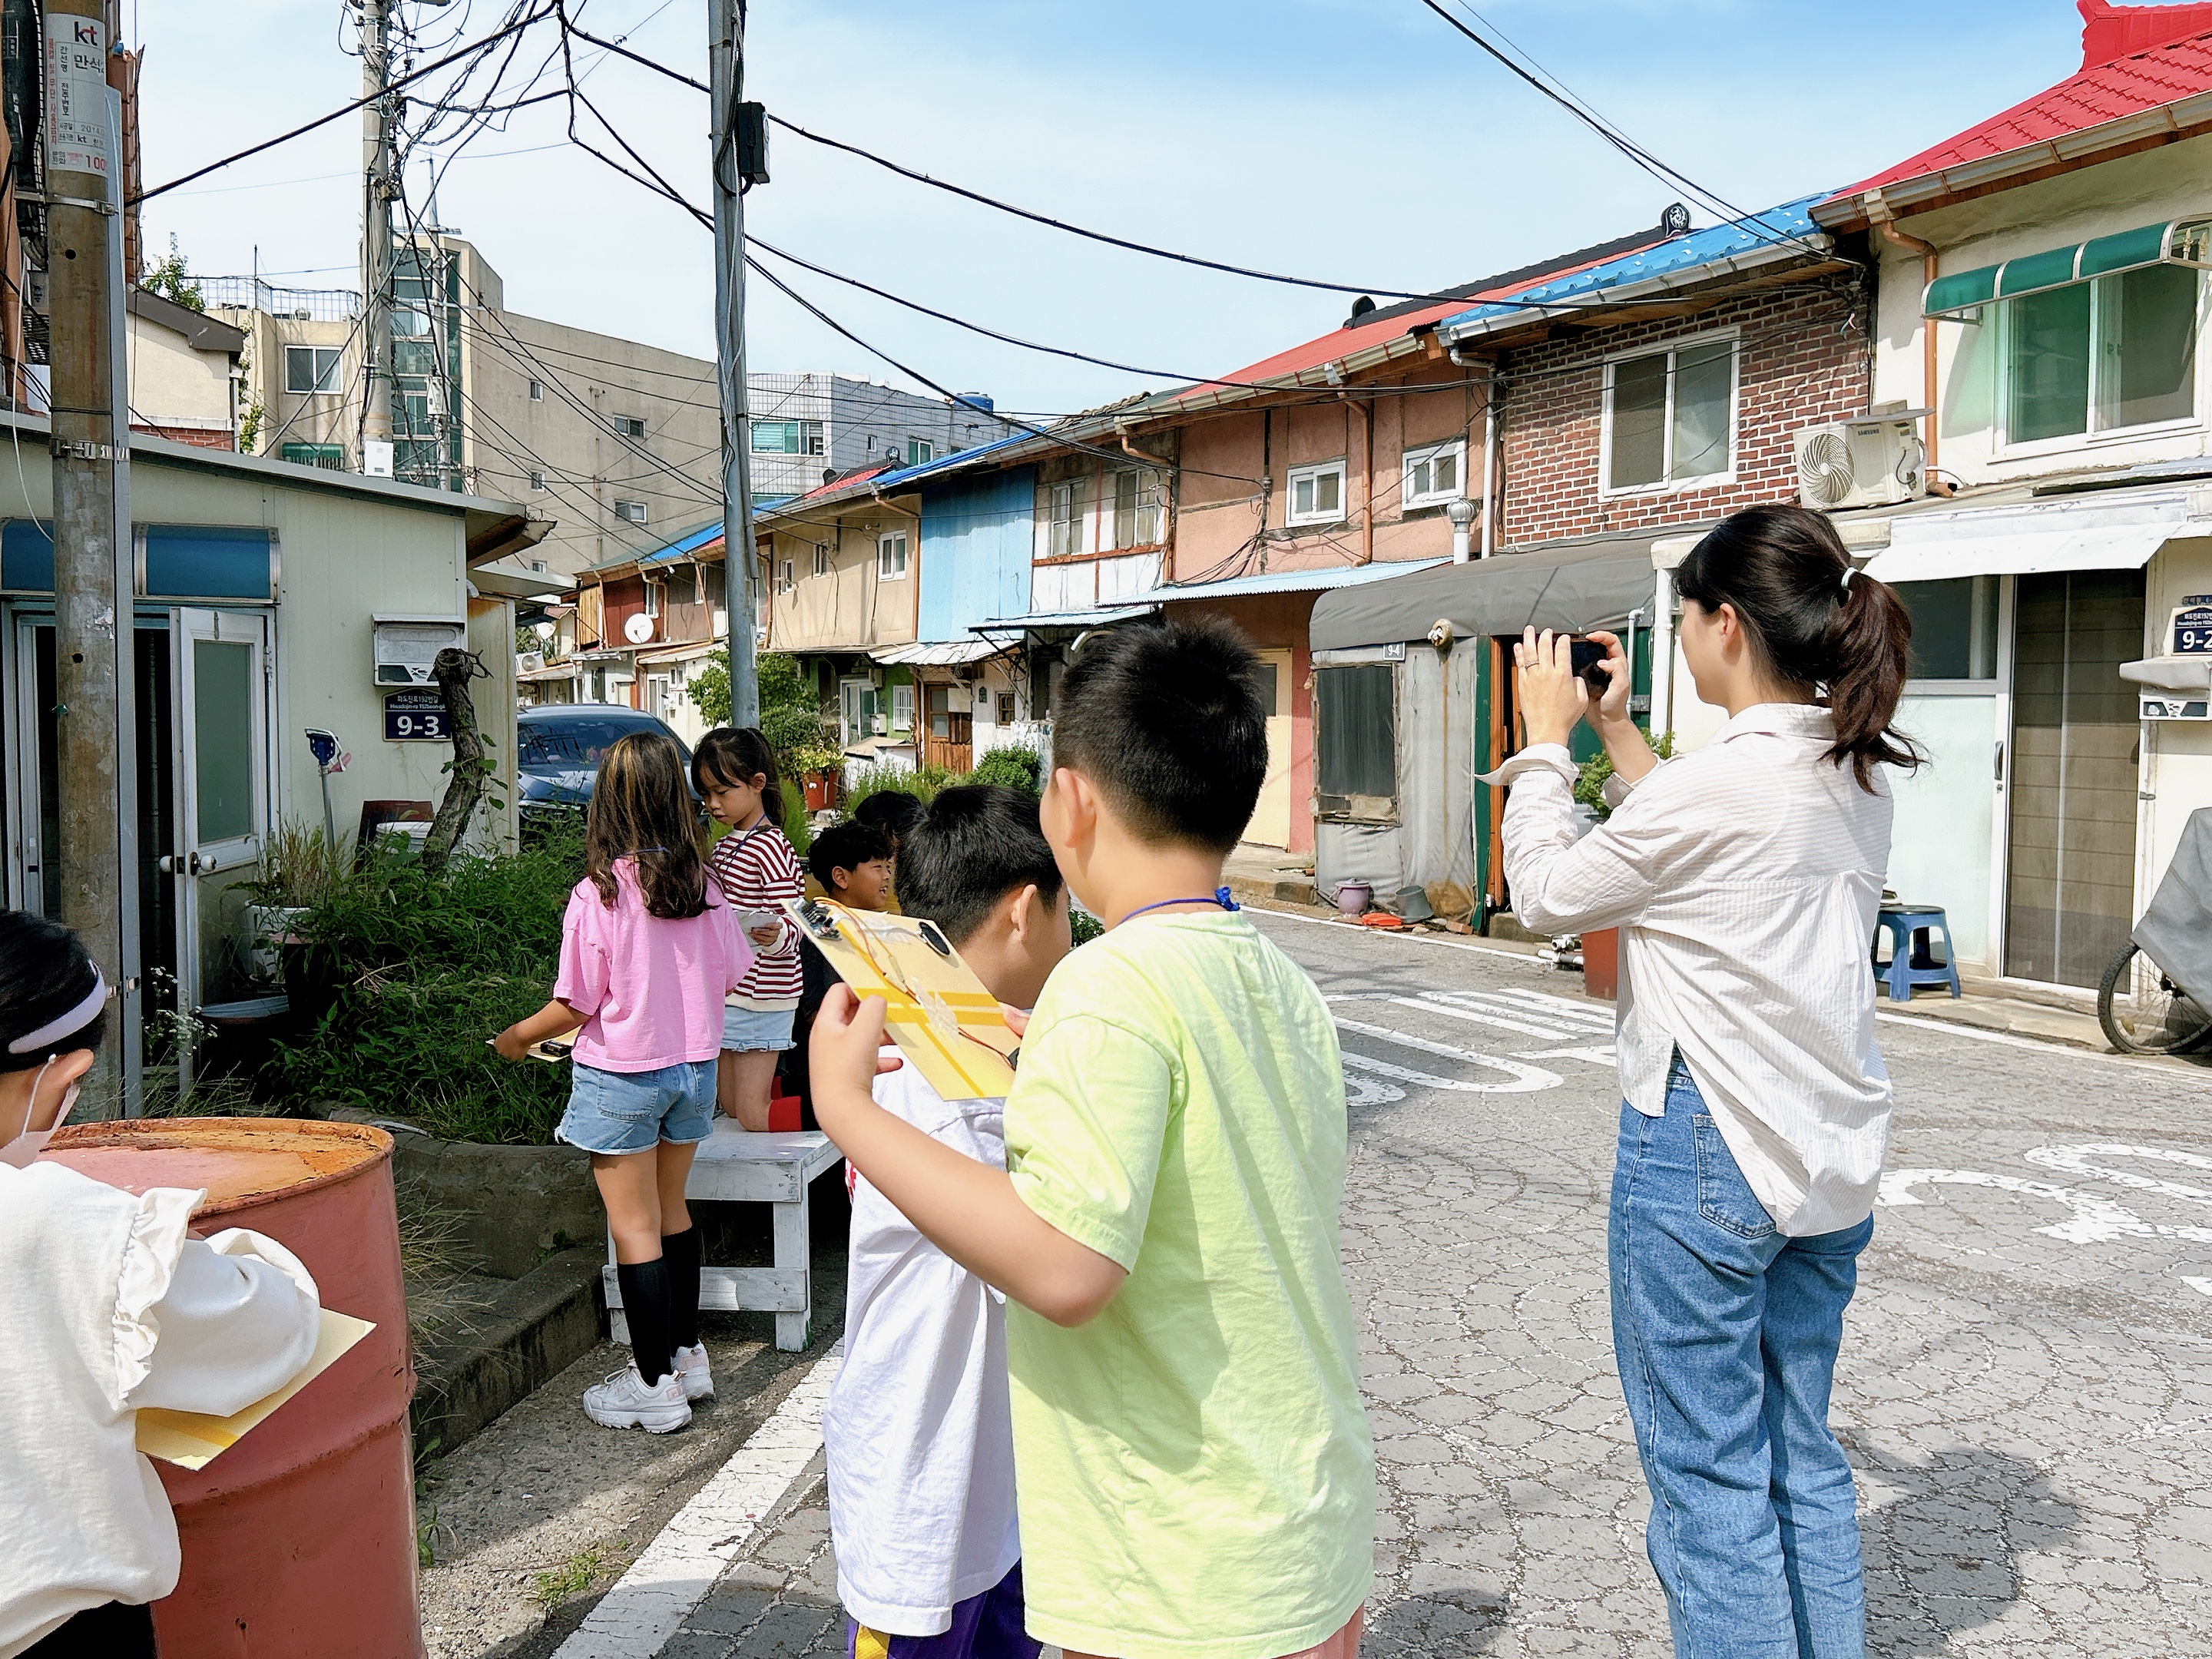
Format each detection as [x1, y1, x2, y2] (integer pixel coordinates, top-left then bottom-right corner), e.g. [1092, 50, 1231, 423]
[1310, 536, 1665, 651]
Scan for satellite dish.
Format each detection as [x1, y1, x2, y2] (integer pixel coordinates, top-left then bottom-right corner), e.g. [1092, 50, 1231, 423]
[624, 613, 656, 644]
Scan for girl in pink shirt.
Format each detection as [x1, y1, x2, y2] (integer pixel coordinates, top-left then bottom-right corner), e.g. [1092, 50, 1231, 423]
[495, 732, 752, 1432]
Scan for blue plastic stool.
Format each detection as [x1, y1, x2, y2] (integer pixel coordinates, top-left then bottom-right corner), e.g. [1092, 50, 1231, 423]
[1871, 905, 1962, 1002]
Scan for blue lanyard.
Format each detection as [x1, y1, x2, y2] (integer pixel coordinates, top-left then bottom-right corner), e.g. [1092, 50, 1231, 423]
[1114, 886, 1240, 928]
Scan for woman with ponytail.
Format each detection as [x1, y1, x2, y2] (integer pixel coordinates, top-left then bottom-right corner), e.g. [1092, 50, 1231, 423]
[1487, 502, 1917, 1657]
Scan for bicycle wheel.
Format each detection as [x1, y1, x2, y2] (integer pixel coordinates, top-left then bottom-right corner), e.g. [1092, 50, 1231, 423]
[2098, 944, 2212, 1054]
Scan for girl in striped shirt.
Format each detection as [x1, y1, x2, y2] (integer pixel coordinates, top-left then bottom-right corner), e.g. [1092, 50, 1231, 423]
[695, 727, 806, 1131]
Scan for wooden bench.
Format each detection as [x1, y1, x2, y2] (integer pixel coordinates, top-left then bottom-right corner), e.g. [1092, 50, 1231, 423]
[602, 1124, 845, 1353]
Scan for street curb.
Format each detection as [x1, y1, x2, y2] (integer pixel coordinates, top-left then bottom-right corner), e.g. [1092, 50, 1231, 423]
[412, 1247, 608, 1459]
[1226, 872, 1320, 906]
[550, 1343, 844, 1659]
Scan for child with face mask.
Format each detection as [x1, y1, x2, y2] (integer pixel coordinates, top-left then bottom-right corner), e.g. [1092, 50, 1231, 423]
[0, 910, 322, 1658]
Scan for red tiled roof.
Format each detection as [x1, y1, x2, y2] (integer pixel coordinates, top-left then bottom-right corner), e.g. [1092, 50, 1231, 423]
[786, 464, 891, 506]
[1159, 237, 1674, 409]
[1826, 0, 2212, 204]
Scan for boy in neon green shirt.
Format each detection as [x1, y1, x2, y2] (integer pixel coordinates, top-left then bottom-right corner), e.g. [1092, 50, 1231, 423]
[813, 618, 1374, 1659]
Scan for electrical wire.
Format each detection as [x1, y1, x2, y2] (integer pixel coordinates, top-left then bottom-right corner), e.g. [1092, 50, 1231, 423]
[131, 3, 562, 205]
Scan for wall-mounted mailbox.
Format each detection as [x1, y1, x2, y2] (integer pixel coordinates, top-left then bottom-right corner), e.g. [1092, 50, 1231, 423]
[372, 614, 467, 686]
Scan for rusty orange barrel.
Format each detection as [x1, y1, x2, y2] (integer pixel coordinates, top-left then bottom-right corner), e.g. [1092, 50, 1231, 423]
[41, 1118, 422, 1658]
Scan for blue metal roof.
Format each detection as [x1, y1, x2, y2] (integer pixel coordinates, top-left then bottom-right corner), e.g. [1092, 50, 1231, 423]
[588, 517, 726, 573]
[1129, 558, 1451, 607]
[1439, 194, 1835, 336]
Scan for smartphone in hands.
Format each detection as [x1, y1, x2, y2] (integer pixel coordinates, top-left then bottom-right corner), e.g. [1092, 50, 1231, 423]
[1568, 638, 1614, 694]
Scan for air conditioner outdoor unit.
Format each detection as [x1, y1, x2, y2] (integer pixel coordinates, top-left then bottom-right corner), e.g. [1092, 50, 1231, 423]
[1793, 412, 1929, 512]
[517, 651, 546, 674]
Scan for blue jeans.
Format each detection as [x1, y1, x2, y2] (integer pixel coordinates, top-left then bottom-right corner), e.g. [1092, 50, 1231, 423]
[1608, 1056, 1873, 1659]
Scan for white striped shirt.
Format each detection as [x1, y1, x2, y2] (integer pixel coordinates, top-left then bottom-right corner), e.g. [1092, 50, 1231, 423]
[1488, 704, 1895, 1237]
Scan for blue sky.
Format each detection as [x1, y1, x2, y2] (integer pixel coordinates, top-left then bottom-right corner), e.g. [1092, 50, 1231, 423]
[136, 0, 2098, 419]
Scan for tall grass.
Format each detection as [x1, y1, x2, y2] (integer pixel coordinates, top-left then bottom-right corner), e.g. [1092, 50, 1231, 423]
[269, 826, 580, 1144]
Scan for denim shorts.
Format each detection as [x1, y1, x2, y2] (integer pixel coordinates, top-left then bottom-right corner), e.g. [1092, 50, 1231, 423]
[557, 1059, 717, 1155]
[723, 1005, 796, 1053]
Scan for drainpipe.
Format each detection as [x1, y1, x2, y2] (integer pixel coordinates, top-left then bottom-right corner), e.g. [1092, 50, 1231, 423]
[1114, 423, 1174, 570]
[1453, 348, 1498, 558]
[1865, 190, 1939, 478]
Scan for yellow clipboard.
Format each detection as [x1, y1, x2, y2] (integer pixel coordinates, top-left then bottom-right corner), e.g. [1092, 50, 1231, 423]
[785, 899, 1018, 1101]
[135, 1310, 376, 1470]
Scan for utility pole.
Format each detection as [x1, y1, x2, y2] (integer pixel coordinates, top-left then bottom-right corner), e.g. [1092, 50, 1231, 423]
[45, 0, 137, 1111]
[359, 0, 394, 477]
[710, 0, 759, 727]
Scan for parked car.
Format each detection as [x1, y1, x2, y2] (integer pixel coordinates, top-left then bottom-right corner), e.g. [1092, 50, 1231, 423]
[517, 705, 696, 836]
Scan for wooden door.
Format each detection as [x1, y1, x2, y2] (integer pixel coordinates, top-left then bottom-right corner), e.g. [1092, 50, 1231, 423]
[1247, 649, 1293, 848]
[923, 682, 973, 773]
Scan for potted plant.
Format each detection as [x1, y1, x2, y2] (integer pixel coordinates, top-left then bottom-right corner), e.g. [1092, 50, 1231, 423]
[240, 824, 349, 988]
[793, 745, 844, 811]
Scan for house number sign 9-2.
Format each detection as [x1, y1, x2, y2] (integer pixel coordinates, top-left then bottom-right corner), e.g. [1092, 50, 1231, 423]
[2174, 597, 2212, 655]
[385, 690, 449, 741]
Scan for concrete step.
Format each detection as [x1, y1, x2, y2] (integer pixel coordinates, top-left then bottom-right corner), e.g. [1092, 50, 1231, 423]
[410, 1247, 607, 1459]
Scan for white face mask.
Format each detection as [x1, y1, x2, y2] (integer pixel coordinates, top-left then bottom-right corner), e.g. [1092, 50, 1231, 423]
[5, 1056, 78, 1148]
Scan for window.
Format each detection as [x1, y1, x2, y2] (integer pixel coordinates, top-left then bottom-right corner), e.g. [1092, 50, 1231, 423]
[891, 681, 915, 734]
[614, 499, 648, 524]
[877, 531, 909, 580]
[996, 692, 1015, 725]
[1896, 576, 2002, 680]
[1315, 664, 1396, 803]
[1604, 334, 1738, 491]
[1402, 439, 1465, 508]
[528, 378, 544, 402]
[2005, 263, 2200, 445]
[614, 415, 647, 439]
[1047, 477, 1091, 558]
[906, 437, 934, 466]
[751, 419, 801, 453]
[812, 545, 829, 578]
[1286, 459, 1346, 526]
[644, 579, 661, 618]
[839, 680, 876, 745]
[284, 346, 344, 395]
[279, 442, 344, 469]
[1104, 468, 1163, 550]
[803, 420, 826, 455]
[777, 559, 795, 595]
[528, 469, 545, 492]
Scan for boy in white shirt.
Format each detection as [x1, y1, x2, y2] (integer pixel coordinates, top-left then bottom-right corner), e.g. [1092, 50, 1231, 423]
[825, 784, 1071, 1659]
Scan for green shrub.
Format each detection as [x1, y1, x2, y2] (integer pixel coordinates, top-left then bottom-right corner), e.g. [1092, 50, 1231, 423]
[780, 780, 813, 856]
[1575, 731, 1675, 822]
[685, 661, 730, 728]
[269, 826, 583, 1143]
[846, 761, 958, 811]
[761, 703, 823, 765]
[685, 653, 811, 730]
[970, 744, 1041, 796]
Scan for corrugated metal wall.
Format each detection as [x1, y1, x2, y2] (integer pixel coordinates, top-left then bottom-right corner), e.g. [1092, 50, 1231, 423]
[918, 467, 1035, 641]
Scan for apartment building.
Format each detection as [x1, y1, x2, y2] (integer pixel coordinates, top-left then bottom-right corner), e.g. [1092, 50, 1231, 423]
[746, 373, 1018, 502]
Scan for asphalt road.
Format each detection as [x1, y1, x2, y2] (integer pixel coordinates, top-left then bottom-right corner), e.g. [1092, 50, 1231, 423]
[426, 909, 2212, 1659]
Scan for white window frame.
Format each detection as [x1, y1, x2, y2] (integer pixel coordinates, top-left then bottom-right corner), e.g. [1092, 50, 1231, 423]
[1401, 439, 1467, 509]
[803, 419, 826, 455]
[1600, 326, 1742, 497]
[906, 437, 934, 466]
[644, 578, 662, 619]
[877, 530, 909, 581]
[812, 545, 829, 578]
[1045, 478, 1091, 558]
[777, 558, 795, 594]
[528, 377, 544, 402]
[284, 345, 343, 396]
[1101, 467, 1164, 551]
[1994, 270, 2207, 458]
[614, 499, 647, 525]
[1286, 459, 1348, 527]
[528, 469, 545, 492]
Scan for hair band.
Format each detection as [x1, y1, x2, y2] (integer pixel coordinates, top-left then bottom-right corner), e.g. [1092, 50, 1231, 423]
[1839, 568, 1858, 594]
[8, 967, 108, 1055]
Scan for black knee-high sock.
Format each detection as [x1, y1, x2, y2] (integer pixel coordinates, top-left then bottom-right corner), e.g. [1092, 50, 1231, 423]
[616, 1257, 674, 1386]
[661, 1226, 701, 1351]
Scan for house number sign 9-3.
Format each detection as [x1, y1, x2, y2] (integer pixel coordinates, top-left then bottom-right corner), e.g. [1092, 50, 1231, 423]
[384, 690, 449, 741]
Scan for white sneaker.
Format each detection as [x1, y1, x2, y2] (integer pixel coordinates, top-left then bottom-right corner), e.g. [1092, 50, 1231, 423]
[674, 1343, 714, 1402]
[582, 1365, 690, 1433]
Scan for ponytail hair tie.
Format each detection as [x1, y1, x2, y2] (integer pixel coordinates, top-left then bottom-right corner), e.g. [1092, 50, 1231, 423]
[1839, 567, 1858, 595]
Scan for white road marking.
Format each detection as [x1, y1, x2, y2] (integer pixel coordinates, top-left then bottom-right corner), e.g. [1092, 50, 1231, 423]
[551, 1346, 843, 1659]
[1252, 904, 1543, 962]
[1512, 1045, 1619, 1067]
[1384, 995, 1573, 1041]
[1333, 1015, 1561, 1092]
[1343, 1070, 1407, 1108]
[2187, 1277, 2212, 1298]
[1880, 1170, 2212, 1246]
[1873, 1010, 2212, 1088]
[2022, 1144, 2212, 1209]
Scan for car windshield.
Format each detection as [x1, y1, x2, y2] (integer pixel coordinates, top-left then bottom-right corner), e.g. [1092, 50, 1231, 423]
[518, 716, 657, 768]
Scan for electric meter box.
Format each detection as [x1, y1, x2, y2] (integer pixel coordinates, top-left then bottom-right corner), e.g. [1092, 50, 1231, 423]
[372, 614, 468, 686]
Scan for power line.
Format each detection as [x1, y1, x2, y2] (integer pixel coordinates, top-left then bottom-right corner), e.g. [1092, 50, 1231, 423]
[131, 2, 561, 205]
[1412, 0, 1846, 268]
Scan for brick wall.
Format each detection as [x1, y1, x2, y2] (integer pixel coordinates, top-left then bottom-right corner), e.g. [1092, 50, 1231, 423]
[1495, 277, 1869, 548]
